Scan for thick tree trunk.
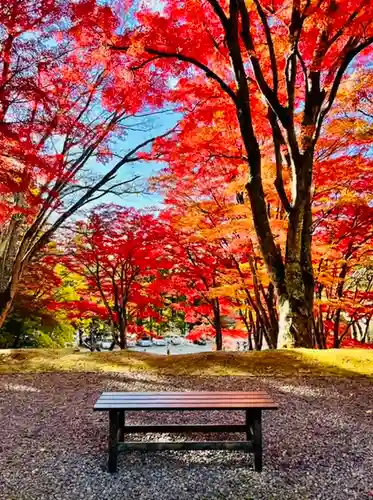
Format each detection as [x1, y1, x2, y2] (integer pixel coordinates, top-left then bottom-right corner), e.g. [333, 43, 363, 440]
[0, 237, 29, 328]
[277, 278, 314, 349]
[275, 146, 315, 348]
[245, 167, 315, 348]
[119, 325, 127, 349]
[278, 295, 314, 347]
[0, 285, 16, 328]
[254, 191, 315, 349]
[279, 266, 314, 348]
[213, 298, 223, 351]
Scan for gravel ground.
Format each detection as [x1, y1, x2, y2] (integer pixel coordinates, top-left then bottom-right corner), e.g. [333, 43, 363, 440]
[0, 372, 372, 500]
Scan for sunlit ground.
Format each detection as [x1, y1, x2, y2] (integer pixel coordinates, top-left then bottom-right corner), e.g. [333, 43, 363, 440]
[0, 348, 372, 377]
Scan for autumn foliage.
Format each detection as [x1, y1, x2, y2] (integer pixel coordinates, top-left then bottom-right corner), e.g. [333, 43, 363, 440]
[60, 205, 172, 348]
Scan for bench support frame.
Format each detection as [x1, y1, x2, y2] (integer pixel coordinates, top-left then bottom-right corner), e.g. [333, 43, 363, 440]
[107, 408, 263, 473]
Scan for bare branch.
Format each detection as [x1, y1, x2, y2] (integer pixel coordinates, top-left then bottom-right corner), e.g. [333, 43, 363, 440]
[206, 0, 230, 29]
[23, 126, 178, 263]
[315, 36, 373, 143]
[237, 0, 289, 126]
[267, 109, 292, 212]
[252, 0, 278, 92]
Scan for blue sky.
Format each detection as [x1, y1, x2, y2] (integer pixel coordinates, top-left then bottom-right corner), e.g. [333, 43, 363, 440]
[88, 108, 180, 212]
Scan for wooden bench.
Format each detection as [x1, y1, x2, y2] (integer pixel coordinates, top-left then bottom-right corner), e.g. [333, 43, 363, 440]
[94, 391, 278, 473]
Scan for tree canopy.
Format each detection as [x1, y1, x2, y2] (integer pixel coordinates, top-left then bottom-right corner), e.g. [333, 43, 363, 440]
[1, 0, 373, 350]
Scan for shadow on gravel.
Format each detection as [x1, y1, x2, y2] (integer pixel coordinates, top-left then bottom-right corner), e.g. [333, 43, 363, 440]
[99, 372, 180, 389]
[0, 372, 372, 500]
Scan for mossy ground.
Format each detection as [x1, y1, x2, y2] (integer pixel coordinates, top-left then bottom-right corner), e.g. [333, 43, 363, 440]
[0, 348, 372, 377]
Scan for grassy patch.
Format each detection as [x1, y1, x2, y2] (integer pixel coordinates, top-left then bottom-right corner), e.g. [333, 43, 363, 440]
[0, 348, 372, 377]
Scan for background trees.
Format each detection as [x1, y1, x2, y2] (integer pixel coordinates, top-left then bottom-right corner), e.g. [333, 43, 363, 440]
[0, 0, 173, 328]
[0, 259, 75, 348]
[107, 0, 373, 347]
[62, 205, 171, 348]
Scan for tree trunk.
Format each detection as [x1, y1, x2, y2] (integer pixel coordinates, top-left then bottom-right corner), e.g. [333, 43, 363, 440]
[277, 151, 315, 349]
[247, 255, 278, 349]
[333, 310, 341, 348]
[109, 322, 119, 350]
[278, 295, 314, 348]
[263, 282, 279, 348]
[0, 286, 15, 329]
[245, 156, 315, 348]
[313, 310, 326, 349]
[248, 331, 253, 351]
[333, 252, 350, 348]
[362, 317, 371, 343]
[117, 303, 127, 349]
[238, 307, 254, 350]
[253, 316, 263, 351]
[0, 237, 29, 328]
[89, 327, 96, 352]
[119, 325, 127, 349]
[12, 331, 22, 349]
[213, 298, 223, 351]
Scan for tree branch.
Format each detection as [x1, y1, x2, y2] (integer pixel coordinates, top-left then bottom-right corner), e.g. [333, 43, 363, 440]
[252, 0, 278, 92]
[111, 45, 237, 103]
[23, 127, 177, 263]
[237, 0, 289, 126]
[206, 0, 230, 29]
[269, 108, 292, 213]
[315, 36, 373, 143]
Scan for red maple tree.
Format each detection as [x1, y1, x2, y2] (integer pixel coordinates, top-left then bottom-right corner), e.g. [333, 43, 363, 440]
[102, 0, 373, 347]
[0, 0, 173, 326]
[61, 205, 171, 348]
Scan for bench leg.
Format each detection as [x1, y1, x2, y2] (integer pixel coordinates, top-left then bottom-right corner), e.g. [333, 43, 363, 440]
[108, 410, 119, 473]
[118, 410, 125, 442]
[245, 410, 253, 441]
[252, 409, 263, 472]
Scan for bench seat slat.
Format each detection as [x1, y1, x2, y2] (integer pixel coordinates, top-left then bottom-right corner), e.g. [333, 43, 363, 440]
[100, 391, 270, 397]
[98, 396, 271, 400]
[97, 399, 275, 404]
[94, 391, 278, 410]
[95, 402, 277, 410]
[96, 400, 275, 406]
[97, 396, 274, 401]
